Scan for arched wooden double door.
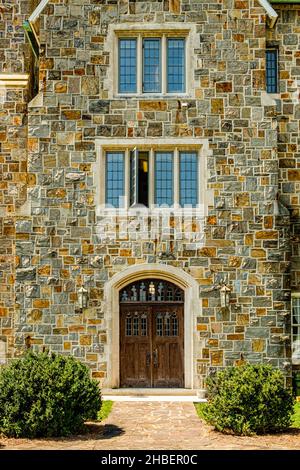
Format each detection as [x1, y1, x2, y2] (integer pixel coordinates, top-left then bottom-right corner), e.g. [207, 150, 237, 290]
[119, 279, 184, 388]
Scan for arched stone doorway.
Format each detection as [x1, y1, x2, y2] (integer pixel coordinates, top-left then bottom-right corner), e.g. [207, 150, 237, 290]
[104, 264, 200, 389]
[119, 279, 184, 388]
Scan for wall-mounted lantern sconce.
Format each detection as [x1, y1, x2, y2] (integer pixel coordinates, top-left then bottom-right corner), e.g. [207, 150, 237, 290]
[25, 335, 32, 349]
[78, 286, 88, 310]
[220, 284, 231, 308]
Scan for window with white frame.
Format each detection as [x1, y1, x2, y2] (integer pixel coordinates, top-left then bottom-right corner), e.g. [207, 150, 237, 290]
[292, 295, 300, 364]
[104, 147, 199, 209]
[118, 34, 187, 95]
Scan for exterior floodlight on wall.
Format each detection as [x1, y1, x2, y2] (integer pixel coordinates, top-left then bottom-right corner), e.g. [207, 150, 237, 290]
[220, 284, 231, 308]
[78, 286, 89, 310]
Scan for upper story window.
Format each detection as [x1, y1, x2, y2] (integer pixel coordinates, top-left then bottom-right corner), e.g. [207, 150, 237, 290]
[104, 147, 199, 209]
[266, 48, 278, 93]
[118, 34, 186, 95]
[292, 295, 300, 365]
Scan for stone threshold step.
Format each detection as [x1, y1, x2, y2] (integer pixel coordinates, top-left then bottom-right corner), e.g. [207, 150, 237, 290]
[102, 388, 205, 397]
[102, 395, 207, 402]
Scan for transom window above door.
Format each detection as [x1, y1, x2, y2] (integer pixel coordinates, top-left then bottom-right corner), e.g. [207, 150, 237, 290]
[105, 147, 199, 209]
[120, 279, 184, 303]
[118, 34, 186, 95]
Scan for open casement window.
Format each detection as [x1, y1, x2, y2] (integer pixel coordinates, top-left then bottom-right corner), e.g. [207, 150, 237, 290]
[292, 295, 300, 365]
[130, 149, 149, 207]
[104, 147, 199, 209]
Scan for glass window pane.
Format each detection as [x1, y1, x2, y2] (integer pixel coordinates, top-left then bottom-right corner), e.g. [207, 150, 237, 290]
[155, 152, 173, 206]
[156, 315, 163, 337]
[292, 326, 300, 364]
[119, 38, 137, 93]
[179, 152, 198, 207]
[266, 49, 278, 93]
[126, 317, 132, 336]
[130, 149, 138, 206]
[292, 297, 300, 364]
[130, 150, 149, 207]
[133, 316, 139, 336]
[143, 38, 161, 93]
[106, 152, 125, 207]
[167, 38, 185, 93]
[293, 297, 300, 324]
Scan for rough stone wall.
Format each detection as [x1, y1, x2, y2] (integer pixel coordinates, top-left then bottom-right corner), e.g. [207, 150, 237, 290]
[0, 0, 34, 361]
[267, 6, 300, 288]
[267, 4, 300, 374]
[5, 0, 292, 387]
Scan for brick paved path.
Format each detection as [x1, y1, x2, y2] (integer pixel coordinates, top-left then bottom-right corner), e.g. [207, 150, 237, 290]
[1, 402, 300, 450]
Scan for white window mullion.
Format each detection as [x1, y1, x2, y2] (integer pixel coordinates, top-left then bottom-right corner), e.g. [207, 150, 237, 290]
[149, 148, 155, 207]
[174, 147, 179, 207]
[137, 35, 143, 94]
[130, 148, 139, 206]
[125, 148, 130, 209]
[161, 34, 167, 95]
[101, 148, 106, 206]
[185, 36, 188, 94]
[197, 150, 201, 206]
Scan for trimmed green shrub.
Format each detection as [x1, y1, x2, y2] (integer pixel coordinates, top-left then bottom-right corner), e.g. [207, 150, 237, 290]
[0, 351, 101, 438]
[202, 364, 294, 435]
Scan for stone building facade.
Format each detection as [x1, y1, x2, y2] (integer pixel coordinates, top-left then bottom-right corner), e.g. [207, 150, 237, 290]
[0, 0, 300, 392]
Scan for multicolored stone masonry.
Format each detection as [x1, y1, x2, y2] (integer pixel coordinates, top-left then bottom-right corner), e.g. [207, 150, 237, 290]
[1, 0, 299, 389]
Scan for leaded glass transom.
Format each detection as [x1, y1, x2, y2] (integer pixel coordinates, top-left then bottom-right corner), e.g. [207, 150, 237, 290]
[120, 279, 184, 303]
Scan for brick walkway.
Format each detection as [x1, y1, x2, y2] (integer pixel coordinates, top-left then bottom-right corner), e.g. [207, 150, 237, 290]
[1, 402, 300, 450]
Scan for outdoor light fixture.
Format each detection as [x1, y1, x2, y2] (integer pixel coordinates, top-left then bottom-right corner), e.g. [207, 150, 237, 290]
[149, 282, 155, 295]
[78, 286, 88, 310]
[220, 284, 231, 308]
[149, 282, 155, 300]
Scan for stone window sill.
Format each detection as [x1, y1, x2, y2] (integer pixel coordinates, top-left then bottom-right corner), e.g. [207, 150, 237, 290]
[115, 93, 190, 100]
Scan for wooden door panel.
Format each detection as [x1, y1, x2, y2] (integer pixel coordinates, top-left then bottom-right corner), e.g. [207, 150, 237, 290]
[120, 306, 151, 388]
[120, 343, 150, 387]
[169, 343, 183, 386]
[120, 303, 184, 388]
[152, 306, 184, 388]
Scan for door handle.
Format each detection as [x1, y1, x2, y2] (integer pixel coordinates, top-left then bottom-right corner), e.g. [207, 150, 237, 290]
[146, 352, 151, 367]
[153, 349, 158, 368]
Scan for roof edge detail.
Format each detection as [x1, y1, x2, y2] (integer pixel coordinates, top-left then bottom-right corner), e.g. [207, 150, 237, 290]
[258, 0, 279, 28]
